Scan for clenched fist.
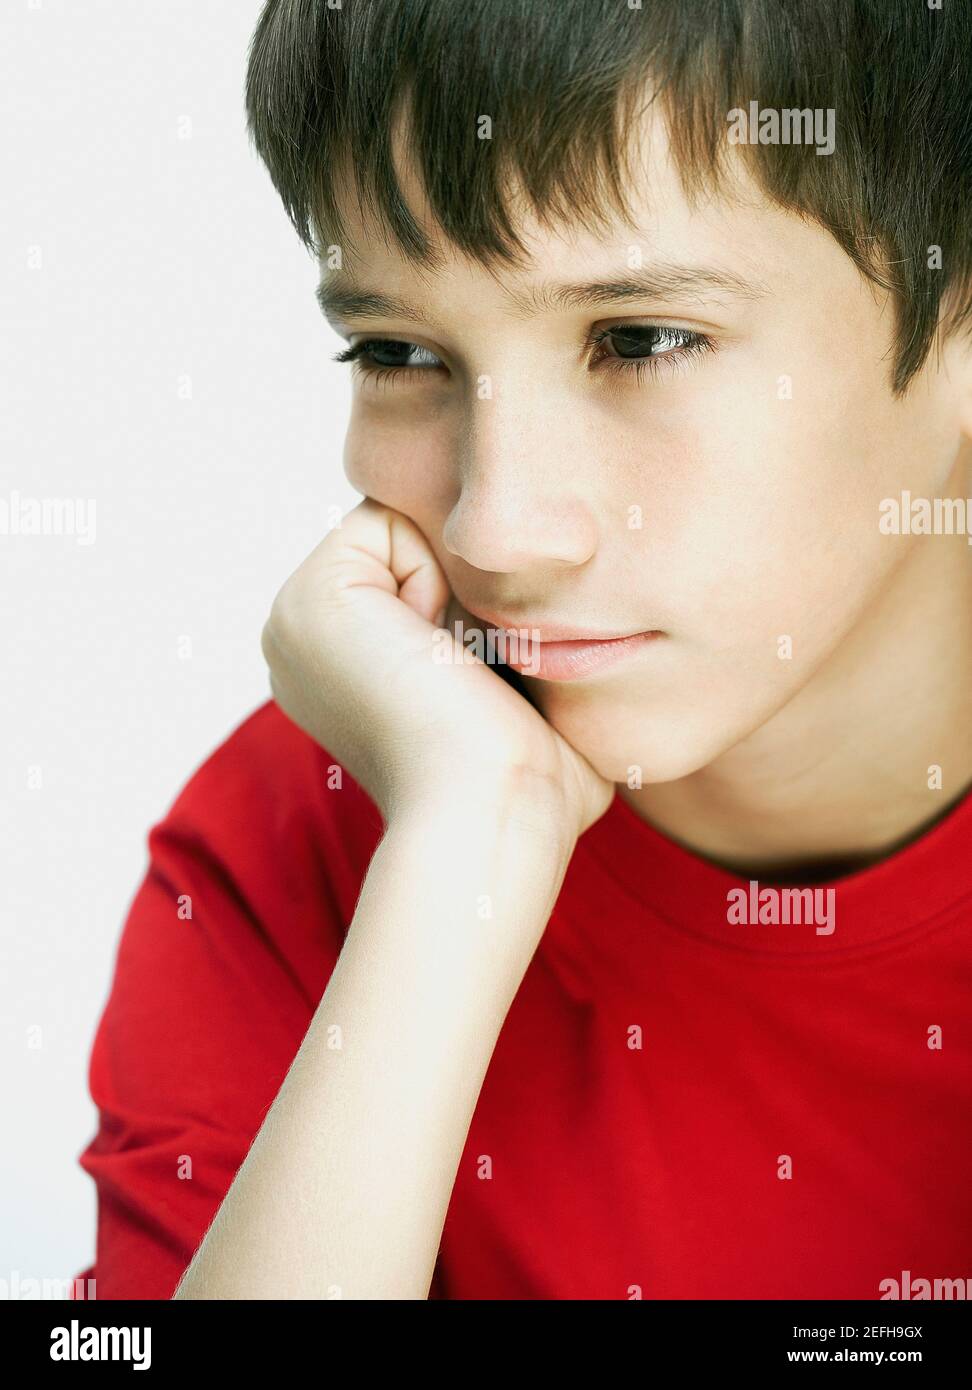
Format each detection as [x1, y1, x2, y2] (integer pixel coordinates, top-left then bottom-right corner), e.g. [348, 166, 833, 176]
[261, 498, 613, 841]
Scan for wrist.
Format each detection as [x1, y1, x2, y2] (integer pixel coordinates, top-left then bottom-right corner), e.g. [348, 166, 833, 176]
[357, 779, 579, 985]
[389, 765, 580, 857]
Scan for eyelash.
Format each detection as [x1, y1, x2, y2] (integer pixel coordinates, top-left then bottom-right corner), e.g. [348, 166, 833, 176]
[331, 324, 715, 389]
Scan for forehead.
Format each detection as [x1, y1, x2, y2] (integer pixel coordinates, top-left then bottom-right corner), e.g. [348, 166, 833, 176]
[318, 102, 845, 324]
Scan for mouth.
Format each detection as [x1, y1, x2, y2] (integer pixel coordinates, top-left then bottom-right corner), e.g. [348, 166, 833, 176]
[460, 606, 666, 682]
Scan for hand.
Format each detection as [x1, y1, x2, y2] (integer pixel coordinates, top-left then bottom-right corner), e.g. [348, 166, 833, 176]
[261, 498, 614, 842]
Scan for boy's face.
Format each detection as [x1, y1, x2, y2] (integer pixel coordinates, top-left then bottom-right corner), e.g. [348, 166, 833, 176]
[323, 109, 967, 783]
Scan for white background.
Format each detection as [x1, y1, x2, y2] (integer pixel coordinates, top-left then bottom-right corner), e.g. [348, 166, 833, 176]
[1, 1, 357, 1288]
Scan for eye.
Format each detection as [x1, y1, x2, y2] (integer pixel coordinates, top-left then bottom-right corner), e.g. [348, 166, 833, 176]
[331, 324, 715, 389]
[587, 324, 714, 382]
[331, 337, 442, 387]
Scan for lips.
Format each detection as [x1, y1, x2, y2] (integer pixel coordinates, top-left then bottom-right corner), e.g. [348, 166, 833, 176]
[459, 605, 665, 682]
[506, 630, 664, 681]
[463, 605, 648, 644]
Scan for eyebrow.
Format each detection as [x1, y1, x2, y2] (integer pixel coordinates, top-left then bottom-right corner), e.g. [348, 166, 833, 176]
[315, 261, 769, 327]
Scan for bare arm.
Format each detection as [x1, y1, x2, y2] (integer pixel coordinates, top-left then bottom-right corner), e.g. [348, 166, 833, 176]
[173, 499, 611, 1299]
[173, 783, 575, 1300]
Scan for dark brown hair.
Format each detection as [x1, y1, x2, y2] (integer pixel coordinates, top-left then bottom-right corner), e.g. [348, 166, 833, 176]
[245, 0, 972, 393]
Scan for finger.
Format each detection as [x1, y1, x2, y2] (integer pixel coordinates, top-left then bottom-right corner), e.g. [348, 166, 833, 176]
[388, 510, 451, 627]
[324, 499, 450, 627]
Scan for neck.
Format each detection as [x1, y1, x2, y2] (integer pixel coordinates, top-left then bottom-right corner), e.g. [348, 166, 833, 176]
[619, 470, 972, 884]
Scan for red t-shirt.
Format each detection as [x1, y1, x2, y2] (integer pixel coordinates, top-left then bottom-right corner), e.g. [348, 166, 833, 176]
[73, 700, 972, 1300]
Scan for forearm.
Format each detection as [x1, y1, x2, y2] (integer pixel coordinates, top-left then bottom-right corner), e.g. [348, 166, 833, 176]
[173, 787, 575, 1300]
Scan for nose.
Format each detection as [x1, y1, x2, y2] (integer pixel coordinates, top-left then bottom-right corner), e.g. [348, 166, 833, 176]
[441, 391, 599, 572]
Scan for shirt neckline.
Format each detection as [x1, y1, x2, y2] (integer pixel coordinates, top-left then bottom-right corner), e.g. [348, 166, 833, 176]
[578, 779, 972, 957]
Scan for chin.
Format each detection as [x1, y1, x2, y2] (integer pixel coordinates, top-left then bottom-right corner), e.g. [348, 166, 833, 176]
[540, 697, 735, 787]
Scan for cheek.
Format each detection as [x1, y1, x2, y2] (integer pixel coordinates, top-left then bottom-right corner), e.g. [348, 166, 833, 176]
[343, 411, 454, 518]
[655, 380, 908, 652]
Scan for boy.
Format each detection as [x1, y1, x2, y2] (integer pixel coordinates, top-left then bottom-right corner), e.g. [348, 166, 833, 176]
[75, 0, 972, 1299]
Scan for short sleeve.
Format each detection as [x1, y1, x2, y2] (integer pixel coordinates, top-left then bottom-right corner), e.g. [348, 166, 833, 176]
[72, 702, 384, 1300]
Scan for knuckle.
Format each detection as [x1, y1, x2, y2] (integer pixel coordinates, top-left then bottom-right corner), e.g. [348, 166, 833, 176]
[260, 613, 283, 668]
[263, 590, 297, 654]
[262, 577, 313, 664]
